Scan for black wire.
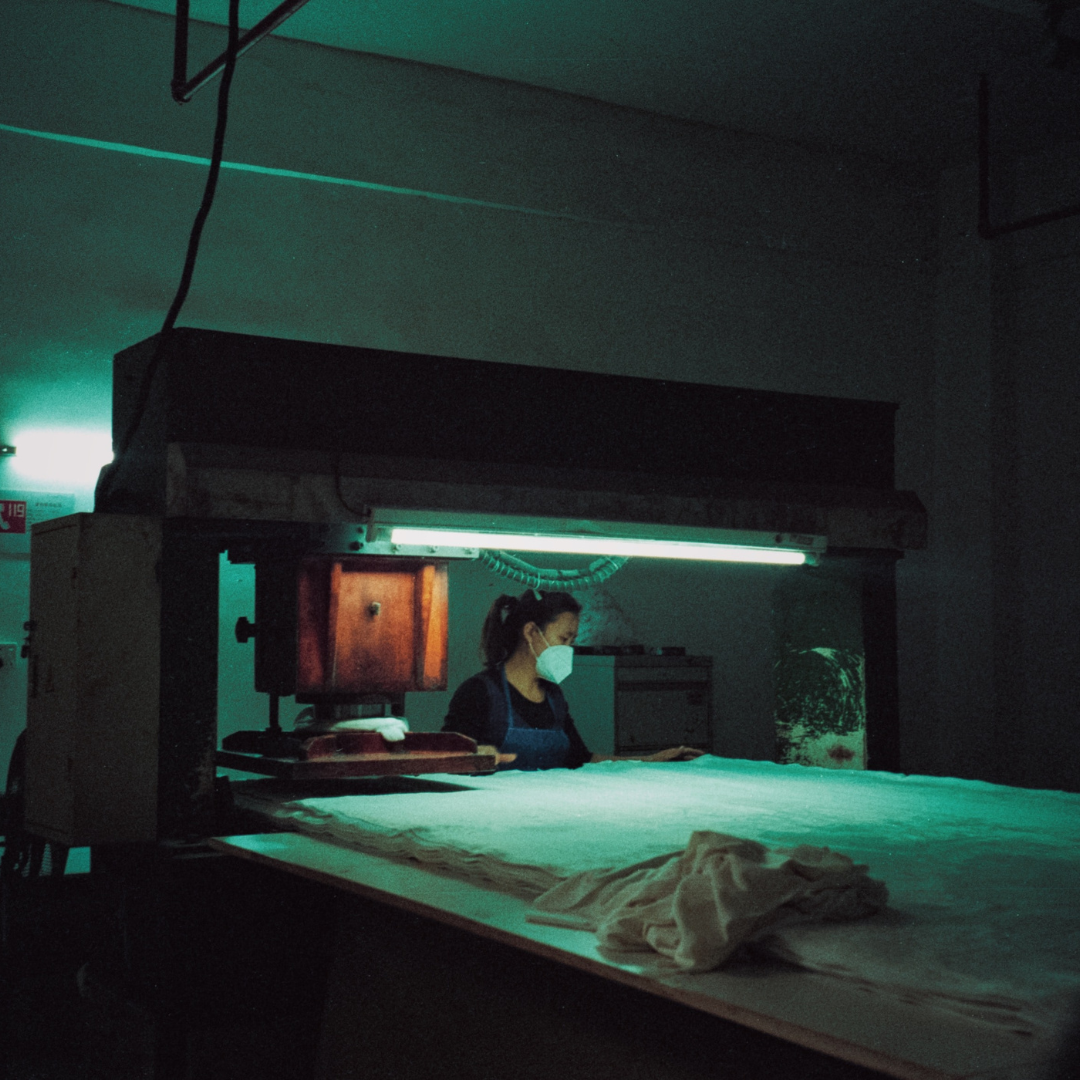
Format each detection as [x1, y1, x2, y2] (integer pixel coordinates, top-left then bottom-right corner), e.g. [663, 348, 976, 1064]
[334, 453, 369, 517]
[160, 0, 241, 338]
[96, 0, 242, 505]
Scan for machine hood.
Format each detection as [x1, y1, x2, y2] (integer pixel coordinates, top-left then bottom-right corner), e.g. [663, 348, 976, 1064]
[102, 327, 926, 552]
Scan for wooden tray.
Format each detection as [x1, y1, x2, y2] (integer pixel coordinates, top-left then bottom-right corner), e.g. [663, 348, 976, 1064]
[217, 730, 497, 779]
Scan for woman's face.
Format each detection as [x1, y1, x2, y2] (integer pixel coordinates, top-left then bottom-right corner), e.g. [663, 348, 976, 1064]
[527, 611, 580, 653]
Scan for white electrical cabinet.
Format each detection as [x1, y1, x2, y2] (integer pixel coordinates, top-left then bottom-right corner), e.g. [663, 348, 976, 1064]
[562, 654, 712, 757]
[25, 513, 162, 846]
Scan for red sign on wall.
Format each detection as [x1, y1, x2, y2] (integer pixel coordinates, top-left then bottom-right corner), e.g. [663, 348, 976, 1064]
[0, 500, 28, 533]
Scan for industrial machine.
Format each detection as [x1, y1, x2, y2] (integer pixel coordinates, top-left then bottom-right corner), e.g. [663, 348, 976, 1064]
[217, 549, 494, 779]
[22, 327, 926, 846]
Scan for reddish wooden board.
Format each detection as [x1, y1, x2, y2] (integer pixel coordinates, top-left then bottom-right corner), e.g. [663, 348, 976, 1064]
[216, 748, 497, 779]
[301, 730, 475, 757]
[297, 556, 448, 695]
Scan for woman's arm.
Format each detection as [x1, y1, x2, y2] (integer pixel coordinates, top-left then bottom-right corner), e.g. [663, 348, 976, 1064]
[441, 677, 492, 744]
[563, 713, 593, 769]
[476, 744, 519, 766]
[590, 746, 706, 763]
[444, 676, 518, 765]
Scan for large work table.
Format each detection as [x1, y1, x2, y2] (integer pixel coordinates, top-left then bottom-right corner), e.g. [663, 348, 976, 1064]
[210, 829, 1067, 1080]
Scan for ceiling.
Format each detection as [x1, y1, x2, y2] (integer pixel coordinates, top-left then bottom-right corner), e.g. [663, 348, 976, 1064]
[109, 0, 1080, 170]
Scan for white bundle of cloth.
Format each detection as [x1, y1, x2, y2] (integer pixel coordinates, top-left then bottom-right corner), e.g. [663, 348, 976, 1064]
[528, 830, 888, 971]
[295, 716, 410, 742]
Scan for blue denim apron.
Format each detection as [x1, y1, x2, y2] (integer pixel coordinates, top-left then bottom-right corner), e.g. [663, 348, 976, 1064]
[498, 666, 571, 771]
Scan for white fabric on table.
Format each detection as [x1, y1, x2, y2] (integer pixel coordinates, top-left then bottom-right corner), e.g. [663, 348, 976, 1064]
[242, 756, 1080, 1036]
[528, 830, 888, 971]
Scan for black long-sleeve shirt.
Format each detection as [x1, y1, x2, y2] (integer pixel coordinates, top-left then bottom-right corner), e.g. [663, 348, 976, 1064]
[442, 671, 592, 769]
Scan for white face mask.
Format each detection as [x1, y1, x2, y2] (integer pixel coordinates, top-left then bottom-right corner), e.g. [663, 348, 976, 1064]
[532, 629, 574, 684]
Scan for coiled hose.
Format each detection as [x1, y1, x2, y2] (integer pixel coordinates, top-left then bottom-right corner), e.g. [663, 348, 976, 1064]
[479, 549, 627, 591]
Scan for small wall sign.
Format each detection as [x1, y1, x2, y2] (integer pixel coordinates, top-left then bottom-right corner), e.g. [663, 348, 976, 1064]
[1, 499, 28, 533]
[0, 491, 76, 553]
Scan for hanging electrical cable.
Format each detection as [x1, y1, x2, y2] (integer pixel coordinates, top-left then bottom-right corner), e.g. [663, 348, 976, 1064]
[95, 0, 242, 505]
[479, 549, 627, 591]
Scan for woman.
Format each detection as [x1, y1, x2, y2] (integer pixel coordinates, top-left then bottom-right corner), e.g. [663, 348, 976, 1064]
[442, 590, 702, 770]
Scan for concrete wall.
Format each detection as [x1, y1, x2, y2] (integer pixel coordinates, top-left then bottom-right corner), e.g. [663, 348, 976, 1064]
[992, 145, 1080, 792]
[3, 0, 939, 784]
[904, 144, 1080, 793]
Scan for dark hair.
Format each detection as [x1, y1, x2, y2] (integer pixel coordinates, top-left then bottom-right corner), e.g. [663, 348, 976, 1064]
[481, 590, 582, 668]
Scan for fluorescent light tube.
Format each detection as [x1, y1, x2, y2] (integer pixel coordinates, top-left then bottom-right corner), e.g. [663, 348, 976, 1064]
[389, 528, 806, 565]
[7, 428, 113, 485]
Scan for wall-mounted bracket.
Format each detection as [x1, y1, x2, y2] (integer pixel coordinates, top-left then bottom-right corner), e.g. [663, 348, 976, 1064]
[171, 0, 314, 102]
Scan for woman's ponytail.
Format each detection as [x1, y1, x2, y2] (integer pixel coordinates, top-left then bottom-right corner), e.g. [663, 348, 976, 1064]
[480, 589, 582, 667]
[480, 594, 517, 667]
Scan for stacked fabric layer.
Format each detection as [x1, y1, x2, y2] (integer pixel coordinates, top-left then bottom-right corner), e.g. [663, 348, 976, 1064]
[240, 756, 1080, 1037]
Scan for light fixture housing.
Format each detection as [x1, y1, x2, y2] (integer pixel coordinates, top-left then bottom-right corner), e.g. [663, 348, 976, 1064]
[349, 510, 825, 566]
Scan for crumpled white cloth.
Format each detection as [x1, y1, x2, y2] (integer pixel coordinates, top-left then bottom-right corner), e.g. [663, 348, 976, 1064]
[297, 716, 410, 742]
[527, 829, 888, 971]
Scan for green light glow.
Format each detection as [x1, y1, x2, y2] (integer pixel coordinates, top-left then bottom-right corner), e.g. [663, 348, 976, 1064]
[390, 527, 807, 565]
[7, 428, 113, 485]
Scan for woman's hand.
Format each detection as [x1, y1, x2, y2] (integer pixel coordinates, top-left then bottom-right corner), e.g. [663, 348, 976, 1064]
[477, 744, 518, 766]
[640, 746, 706, 762]
[592, 747, 707, 764]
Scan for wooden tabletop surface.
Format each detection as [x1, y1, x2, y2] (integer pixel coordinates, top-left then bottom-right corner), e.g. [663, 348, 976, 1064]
[209, 832, 1060, 1080]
